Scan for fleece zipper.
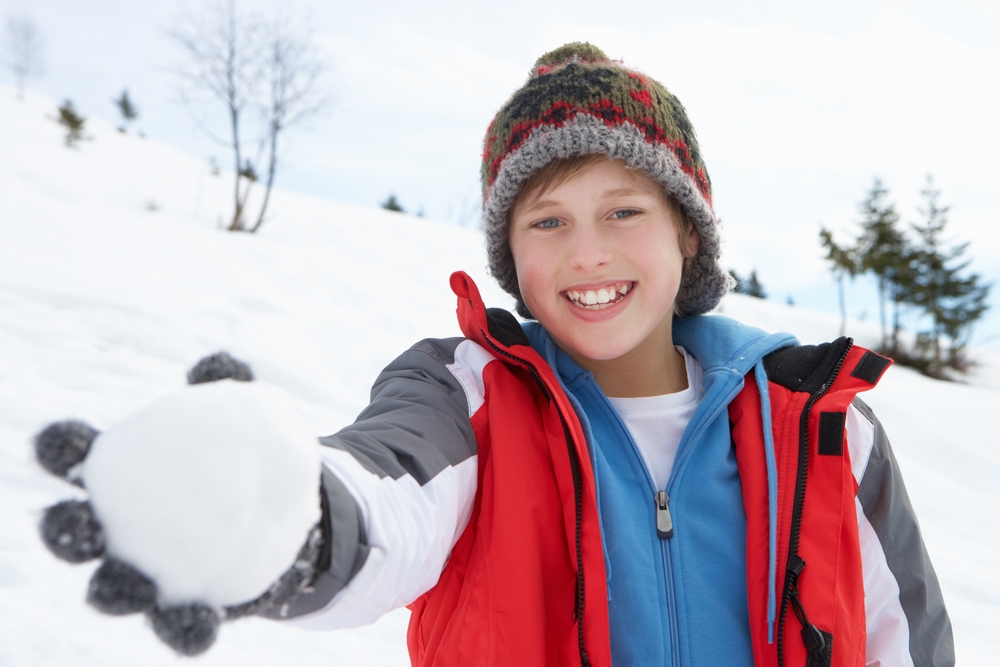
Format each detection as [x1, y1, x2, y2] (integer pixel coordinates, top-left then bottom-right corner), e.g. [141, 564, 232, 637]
[591, 387, 677, 667]
[587, 369, 744, 667]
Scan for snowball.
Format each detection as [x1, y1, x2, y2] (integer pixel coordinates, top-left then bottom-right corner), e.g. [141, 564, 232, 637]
[82, 380, 321, 607]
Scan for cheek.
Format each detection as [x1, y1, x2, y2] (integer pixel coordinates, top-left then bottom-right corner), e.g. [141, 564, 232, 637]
[509, 237, 548, 308]
[634, 227, 683, 270]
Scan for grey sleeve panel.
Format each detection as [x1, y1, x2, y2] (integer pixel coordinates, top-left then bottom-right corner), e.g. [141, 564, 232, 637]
[268, 467, 370, 619]
[853, 398, 956, 667]
[318, 337, 478, 485]
[275, 337, 479, 619]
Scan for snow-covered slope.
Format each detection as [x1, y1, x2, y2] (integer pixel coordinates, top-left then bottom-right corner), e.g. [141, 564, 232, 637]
[2, 88, 998, 665]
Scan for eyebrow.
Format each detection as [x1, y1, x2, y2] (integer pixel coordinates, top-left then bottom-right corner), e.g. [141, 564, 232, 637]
[519, 187, 652, 214]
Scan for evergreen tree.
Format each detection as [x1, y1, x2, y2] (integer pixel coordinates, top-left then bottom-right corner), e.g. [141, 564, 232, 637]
[113, 89, 139, 132]
[727, 269, 741, 292]
[56, 99, 86, 146]
[238, 159, 257, 182]
[909, 176, 991, 376]
[728, 269, 766, 299]
[381, 194, 404, 213]
[744, 270, 767, 299]
[819, 225, 859, 336]
[855, 178, 908, 350]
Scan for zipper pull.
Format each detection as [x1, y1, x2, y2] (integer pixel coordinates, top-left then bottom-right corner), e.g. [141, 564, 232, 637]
[654, 491, 674, 539]
[787, 554, 805, 583]
[786, 554, 827, 657]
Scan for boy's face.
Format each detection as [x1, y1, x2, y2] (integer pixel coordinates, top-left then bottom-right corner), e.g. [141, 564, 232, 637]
[509, 159, 698, 365]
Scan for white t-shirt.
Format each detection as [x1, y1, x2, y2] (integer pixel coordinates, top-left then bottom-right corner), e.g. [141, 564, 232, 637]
[606, 347, 704, 491]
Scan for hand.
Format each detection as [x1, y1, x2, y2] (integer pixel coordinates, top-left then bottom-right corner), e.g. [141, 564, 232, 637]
[35, 353, 324, 655]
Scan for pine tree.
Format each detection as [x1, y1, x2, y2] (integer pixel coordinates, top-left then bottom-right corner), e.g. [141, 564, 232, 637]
[744, 270, 767, 299]
[728, 269, 766, 299]
[381, 194, 404, 213]
[909, 176, 991, 376]
[727, 269, 741, 292]
[56, 99, 86, 146]
[855, 178, 908, 350]
[113, 89, 139, 132]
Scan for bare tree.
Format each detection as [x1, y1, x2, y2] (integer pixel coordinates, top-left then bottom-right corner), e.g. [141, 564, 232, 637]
[169, 1, 329, 233]
[3, 13, 45, 99]
[249, 14, 328, 232]
[819, 225, 859, 336]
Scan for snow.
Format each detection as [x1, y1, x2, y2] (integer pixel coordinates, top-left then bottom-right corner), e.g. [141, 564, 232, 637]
[2, 86, 999, 665]
[83, 380, 322, 607]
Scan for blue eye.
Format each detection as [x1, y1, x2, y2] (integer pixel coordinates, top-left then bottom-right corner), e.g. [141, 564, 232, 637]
[533, 218, 562, 229]
[612, 209, 638, 219]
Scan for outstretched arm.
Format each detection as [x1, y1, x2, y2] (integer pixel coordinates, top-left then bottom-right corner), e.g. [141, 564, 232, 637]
[275, 336, 487, 628]
[36, 340, 491, 654]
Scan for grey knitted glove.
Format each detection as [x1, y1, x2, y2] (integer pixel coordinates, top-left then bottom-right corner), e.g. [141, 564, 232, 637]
[35, 353, 325, 656]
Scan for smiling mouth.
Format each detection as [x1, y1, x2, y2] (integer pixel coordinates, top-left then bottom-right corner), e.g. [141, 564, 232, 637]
[564, 282, 634, 310]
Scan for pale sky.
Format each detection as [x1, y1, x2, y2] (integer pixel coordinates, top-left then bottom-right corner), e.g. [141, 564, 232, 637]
[3, 0, 999, 346]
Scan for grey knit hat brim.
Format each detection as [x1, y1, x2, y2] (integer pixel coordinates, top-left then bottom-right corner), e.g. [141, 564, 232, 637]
[484, 114, 733, 318]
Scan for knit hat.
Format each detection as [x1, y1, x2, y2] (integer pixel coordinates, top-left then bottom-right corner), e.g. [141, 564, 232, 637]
[481, 42, 732, 318]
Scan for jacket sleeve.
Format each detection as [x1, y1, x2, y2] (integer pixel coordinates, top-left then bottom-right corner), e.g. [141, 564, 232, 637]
[846, 398, 955, 667]
[273, 337, 493, 629]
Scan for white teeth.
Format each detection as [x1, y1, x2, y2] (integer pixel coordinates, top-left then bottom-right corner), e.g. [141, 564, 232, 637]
[566, 283, 634, 307]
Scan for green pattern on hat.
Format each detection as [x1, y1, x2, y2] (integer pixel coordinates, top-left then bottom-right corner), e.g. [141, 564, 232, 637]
[481, 43, 732, 318]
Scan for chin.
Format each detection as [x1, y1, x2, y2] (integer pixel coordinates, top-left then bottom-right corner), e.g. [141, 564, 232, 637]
[558, 331, 637, 364]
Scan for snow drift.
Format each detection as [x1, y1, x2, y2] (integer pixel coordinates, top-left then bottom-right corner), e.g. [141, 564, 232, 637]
[1, 87, 998, 666]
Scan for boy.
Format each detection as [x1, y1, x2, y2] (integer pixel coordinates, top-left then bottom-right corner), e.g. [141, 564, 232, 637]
[39, 43, 953, 666]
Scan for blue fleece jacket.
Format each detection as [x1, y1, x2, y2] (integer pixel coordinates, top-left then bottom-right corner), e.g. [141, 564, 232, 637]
[523, 315, 797, 667]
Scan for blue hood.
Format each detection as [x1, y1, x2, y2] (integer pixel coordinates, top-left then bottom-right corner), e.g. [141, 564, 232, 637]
[523, 314, 796, 379]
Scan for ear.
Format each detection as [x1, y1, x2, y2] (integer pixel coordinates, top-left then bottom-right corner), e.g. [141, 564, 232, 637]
[682, 225, 700, 258]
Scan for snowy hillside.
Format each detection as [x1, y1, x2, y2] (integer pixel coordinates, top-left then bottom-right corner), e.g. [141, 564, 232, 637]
[2, 88, 998, 665]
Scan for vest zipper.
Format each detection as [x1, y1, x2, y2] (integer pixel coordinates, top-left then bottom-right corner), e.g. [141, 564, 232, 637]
[776, 340, 852, 667]
[562, 418, 592, 667]
[474, 324, 591, 667]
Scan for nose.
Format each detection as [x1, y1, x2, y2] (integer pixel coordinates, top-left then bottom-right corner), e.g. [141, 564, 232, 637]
[566, 223, 613, 273]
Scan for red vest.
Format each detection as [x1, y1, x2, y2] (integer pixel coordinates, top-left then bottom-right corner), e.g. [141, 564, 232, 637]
[407, 272, 889, 667]
[731, 342, 890, 667]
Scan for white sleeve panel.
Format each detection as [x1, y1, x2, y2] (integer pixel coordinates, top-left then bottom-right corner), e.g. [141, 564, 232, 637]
[848, 403, 915, 667]
[445, 339, 495, 417]
[283, 447, 478, 630]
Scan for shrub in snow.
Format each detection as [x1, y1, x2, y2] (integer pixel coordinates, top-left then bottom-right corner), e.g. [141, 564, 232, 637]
[113, 88, 138, 133]
[56, 99, 87, 146]
[35, 353, 323, 656]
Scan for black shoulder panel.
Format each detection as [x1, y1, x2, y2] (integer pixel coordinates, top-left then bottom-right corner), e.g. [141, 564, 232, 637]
[762, 337, 852, 394]
[486, 307, 530, 347]
[850, 350, 890, 385]
[818, 411, 846, 456]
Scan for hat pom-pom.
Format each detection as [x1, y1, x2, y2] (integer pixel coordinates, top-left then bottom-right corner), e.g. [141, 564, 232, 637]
[531, 42, 610, 77]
